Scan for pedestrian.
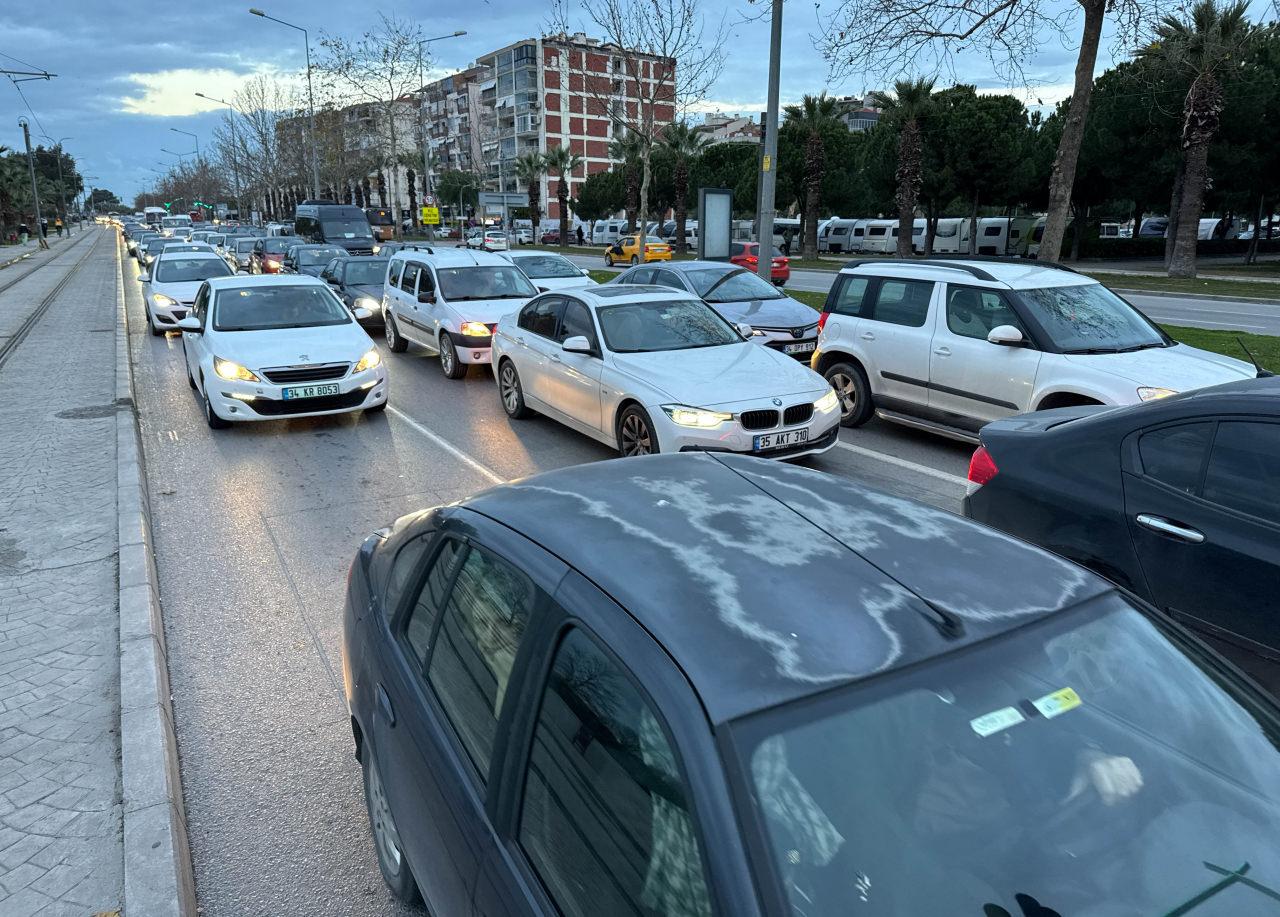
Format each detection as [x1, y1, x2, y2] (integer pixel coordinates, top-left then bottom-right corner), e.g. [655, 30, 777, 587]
[55, 217, 63, 237]
[576, 225, 585, 246]
[39, 218, 48, 238]
[781, 228, 793, 257]
[18, 222, 29, 245]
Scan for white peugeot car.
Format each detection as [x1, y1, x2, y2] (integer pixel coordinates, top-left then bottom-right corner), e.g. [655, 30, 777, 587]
[812, 259, 1258, 442]
[140, 251, 234, 336]
[382, 247, 537, 378]
[499, 249, 596, 292]
[492, 285, 842, 458]
[176, 275, 387, 429]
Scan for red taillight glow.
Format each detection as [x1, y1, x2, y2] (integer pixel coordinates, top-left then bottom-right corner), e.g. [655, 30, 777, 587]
[968, 446, 999, 486]
[817, 312, 830, 330]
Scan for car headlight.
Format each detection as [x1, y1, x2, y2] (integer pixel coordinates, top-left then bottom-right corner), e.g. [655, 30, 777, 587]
[355, 296, 380, 312]
[151, 293, 177, 307]
[213, 356, 260, 382]
[354, 348, 381, 373]
[460, 321, 491, 337]
[814, 389, 840, 413]
[1137, 386, 1177, 402]
[661, 404, 732, 428]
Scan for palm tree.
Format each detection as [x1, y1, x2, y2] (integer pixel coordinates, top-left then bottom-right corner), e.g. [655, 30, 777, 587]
[515, 152, 546, 235]
[1138, 0, 1258, 278]
[660, 122, 708, 252]
[609, 131, 645, 233]
[783, 94, 840, 260]
[542, 145, 584, 249]
[871, 79, 936, 258]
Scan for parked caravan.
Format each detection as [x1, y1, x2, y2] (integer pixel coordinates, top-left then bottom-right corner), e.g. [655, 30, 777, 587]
[860, 219, 898, 253]
[925, 217, 967, 253]
[591, 220, 627, 245]
[1198, 217, 1238, 241]
[907, 218, 927, 253]
[819, 218, 866, 253]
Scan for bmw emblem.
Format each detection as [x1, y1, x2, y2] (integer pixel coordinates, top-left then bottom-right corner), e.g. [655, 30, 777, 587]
[772, 397, 783, 406]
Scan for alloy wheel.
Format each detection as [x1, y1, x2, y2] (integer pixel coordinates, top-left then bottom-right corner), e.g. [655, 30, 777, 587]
[384, 318, 397, 348]
[440, 336, 455, 375]
[620, 413, 653, 456]
[366, 763, 403, 874]
[830, 371, 858, 420]
[499, 364, 520, 414]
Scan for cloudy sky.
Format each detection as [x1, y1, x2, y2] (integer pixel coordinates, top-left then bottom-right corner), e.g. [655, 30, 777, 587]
[1, 0, 1110, 203]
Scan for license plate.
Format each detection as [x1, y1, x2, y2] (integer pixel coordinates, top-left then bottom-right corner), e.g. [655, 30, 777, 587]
[754, 428, 809, 451]
[282, 383, 340, 400]
[783, 341, 816, 355]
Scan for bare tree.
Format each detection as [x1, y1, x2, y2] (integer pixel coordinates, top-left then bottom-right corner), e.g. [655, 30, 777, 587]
[317, 13, 425, 236]
[549, 0, 727, 249]
[817, 0, 1162, 263]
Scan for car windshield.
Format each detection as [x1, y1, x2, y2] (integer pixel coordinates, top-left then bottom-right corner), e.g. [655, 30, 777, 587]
[263, 239, 290, 254]
[1019, 284, 1167, 352]
[321, 219, 373, 240]
[512, 254, 582, 279]
[235, 240, 257, 253]
[206, 234, 225, 246]
[437, 266, 537, 301]
[298, 248, 344, 266]
[597, 299, 741, 352]
[154, 258, 232, 283]
[343, 261, 389, 285]
[213, 285, 351, 331]
[685, 267, 784, 302]
[734, 596, 1280, 917]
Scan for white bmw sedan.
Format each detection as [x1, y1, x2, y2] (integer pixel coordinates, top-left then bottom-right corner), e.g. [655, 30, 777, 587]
[491, 285, 841, 458]
[177, 275, 388, 429]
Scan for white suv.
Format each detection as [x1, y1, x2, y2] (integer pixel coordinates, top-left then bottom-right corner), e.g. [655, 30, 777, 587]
[812, 259, 1257, 442]
[381, 247, 538, 378]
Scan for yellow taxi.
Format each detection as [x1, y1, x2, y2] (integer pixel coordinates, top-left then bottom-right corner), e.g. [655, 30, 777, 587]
[604, 234, 672, 266]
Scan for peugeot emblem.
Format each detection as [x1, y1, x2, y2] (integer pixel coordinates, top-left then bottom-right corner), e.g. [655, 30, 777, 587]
[772, 397, 783, 406]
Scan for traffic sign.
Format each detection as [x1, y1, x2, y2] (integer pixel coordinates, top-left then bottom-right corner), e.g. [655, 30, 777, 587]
[420, 206, 440, 225]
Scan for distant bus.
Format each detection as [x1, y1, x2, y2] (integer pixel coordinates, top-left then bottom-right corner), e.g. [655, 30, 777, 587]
[365, 208, 395, 241]
[144, 206, 166, 227]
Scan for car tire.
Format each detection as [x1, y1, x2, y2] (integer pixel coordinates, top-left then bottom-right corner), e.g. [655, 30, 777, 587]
[184, 346, 196, 389]
[498, 360, 531, 419]
[630, 255, 639, 265]
[825, 361, 874, 428]
[203, 383, 230, 430]
[384, 314, 408, 353]
[361, 744, 421, 906]
[145, 305, 164, 336]
[439, 332, 466, 380]
[617, 404, 659, 457]
[604, 253, 614, 267]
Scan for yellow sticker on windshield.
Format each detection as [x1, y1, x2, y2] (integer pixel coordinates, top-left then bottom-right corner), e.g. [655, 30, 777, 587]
[1032, 687, 1081, 720]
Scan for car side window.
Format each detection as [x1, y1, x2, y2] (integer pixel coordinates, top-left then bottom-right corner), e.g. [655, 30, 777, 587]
[383, 534, 434, 623]
[945, 286, 1025, 340]
[628, 267, 655, 285]
[418, 266, 435, 294]
[402, 537, 463, 661]
[425, 545, 535, 781]
[400, 263, 420, 295]
[387, 261, 402, 288]
[730, 242, 744, 257]
[1201, 422, 1280, 523]
[1138, 423, 1213, 494]
[192, 285, 209, 324]
[519, 297, 564, 339]
[558, 300, 596, 346]
[654, 269, 684, 290]
[826, 275, 871, 317]
[519, 628, 714, 917]
[868, 279, 933, 327]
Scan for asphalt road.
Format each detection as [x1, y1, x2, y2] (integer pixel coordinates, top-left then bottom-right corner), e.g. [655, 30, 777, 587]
[120, 241, 971, 915]
[558, 252, 1280, 335]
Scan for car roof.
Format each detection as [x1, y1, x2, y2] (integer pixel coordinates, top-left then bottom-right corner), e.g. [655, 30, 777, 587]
[155, 250, 223, 261]
[461, 453, 1111, 724]
[389, 247, 511, 268]
[205, 274, 326, 290]
[504, 249, 569, 259]
[661, 260, 740, 274]
[573, 284, 701, 304]
[841, 258, 1096, 290]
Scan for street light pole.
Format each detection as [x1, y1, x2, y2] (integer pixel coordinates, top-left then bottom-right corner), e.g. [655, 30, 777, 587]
[250, 8, 321, 200]
[416, 30, 467, 239]
[170, 127, 203, 217]
[196, 93, 245, 221]
[19, 118, 47, 249]
[755, 0, 783, 282]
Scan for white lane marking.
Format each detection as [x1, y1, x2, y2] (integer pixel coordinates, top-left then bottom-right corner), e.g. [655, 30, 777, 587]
[1145, 315, 1269, 332]
[387, 405, 505, 484]
[835, 440, 969, 488]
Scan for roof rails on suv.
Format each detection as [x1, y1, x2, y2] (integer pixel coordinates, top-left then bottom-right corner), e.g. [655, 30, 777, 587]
[841, 259, 999, 281]
[841, 254, 1083, 281]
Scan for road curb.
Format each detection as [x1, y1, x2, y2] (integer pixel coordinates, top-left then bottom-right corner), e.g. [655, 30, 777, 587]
[1113, 287, 1280, 306]
[114, 231, 198, 916]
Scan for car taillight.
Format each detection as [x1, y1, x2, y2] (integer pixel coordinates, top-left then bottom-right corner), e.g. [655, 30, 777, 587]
[746, 256, 758, 263]
[817, 312, 830, 330]
[968, 446, 999, 486]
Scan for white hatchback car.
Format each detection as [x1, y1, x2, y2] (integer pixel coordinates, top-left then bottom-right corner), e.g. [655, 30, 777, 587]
[499, 250, 596, 292]
[492, 285, 841, 458]
[141, 251, 234, 336]
[176, 275, 387, 429]
[812, 259, 1257, 442]
[381, 247, 538, 378]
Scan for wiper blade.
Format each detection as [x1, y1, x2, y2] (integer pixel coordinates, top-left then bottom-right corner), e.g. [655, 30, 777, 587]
[700, 269, 746, 301]
[1116, 342, 1165, 352]
[1064, 347, 1122, 354]
[1163, 861, 1280, 915]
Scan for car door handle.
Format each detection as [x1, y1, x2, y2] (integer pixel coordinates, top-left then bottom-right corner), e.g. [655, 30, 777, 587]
[550, 354, 562, 364]
[933, 346, 951, 356]
[860, 331, 876, 341]
[515, 335, 526, 347]
[376, 684, 396, 727]
[1135, 514, 1205, 544]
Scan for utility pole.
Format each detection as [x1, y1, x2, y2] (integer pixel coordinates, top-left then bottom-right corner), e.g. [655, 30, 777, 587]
[19, 119, 48, 250]
[755, 0, 783, 281]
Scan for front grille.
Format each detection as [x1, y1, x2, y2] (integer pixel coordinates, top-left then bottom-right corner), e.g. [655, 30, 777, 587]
[344, 246, 375, 256]
[244, 389, 367, 416]
[262, 362, 351, 384]
[171, 309, 187, 320]
[784, 403, 813, 426]
[739, 409, 779, 431]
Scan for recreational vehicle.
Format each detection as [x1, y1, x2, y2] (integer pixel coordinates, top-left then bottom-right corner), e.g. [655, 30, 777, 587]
[860, 219, 898, 253]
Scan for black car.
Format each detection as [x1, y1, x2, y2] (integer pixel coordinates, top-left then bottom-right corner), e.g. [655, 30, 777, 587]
[965, 377, 1280, 669]
[344, 452, 1280, 916]
[285, 243, 346, 277]
[320, 255, 390, 327]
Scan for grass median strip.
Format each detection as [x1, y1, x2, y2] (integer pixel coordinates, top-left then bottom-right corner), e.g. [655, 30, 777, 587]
[1081, 271, 1280, 300]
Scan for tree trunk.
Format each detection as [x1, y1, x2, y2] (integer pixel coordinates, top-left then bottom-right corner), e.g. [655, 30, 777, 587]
[803, 131, 824, 260]
[1037, 0, 1106, 263]
[528, 175, 542, 233]
[1132, 204, 1144, 245]
[1246, 193, 1264, 265]
[558, 173, 570, 249]
[894, 120, 921, 259]
[1070, 204, 1083, 261]
[638, 146, 652, 259]
[1169, 142, 1209, 278]
[1165, 157, 1184, 269]
[967, 195, 979, 255]
[407, 170, 417, 231]
[674, 158, 689, 252]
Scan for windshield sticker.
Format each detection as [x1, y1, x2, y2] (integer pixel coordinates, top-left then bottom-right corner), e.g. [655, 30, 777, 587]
[1032, 687, 1082, 720]
[970, 706, 1026, 737]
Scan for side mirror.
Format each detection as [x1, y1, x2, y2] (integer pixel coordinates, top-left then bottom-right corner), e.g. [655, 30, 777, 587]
[581, 268, 591, 276]
[176, 317, 201, 333]
[353, 307, 372, 321]
[987, 325, 1025, 346]
[326, 275, 341, 285]
[737, 323, 755, 339]
[417, 290, 435, 304]
[138, 273, 150, 283]
[562, 335, 593, 354]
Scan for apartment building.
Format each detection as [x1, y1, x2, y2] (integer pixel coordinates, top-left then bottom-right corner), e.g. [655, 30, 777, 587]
[696, 112, 762, 145]
[835, 96, 881, 132]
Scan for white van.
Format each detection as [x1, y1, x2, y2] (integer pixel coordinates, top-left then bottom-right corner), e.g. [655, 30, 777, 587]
[160, 214, 193, 237]
[591, 220, 626, 246]
[860, 219, 898, 253]
[381, 247, 539, 379]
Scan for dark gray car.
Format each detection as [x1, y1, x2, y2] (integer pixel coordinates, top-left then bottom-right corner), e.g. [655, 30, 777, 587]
[320, 256, 389, 328]
[614, 260, 820, 361]
[286, 244, 347, 276]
